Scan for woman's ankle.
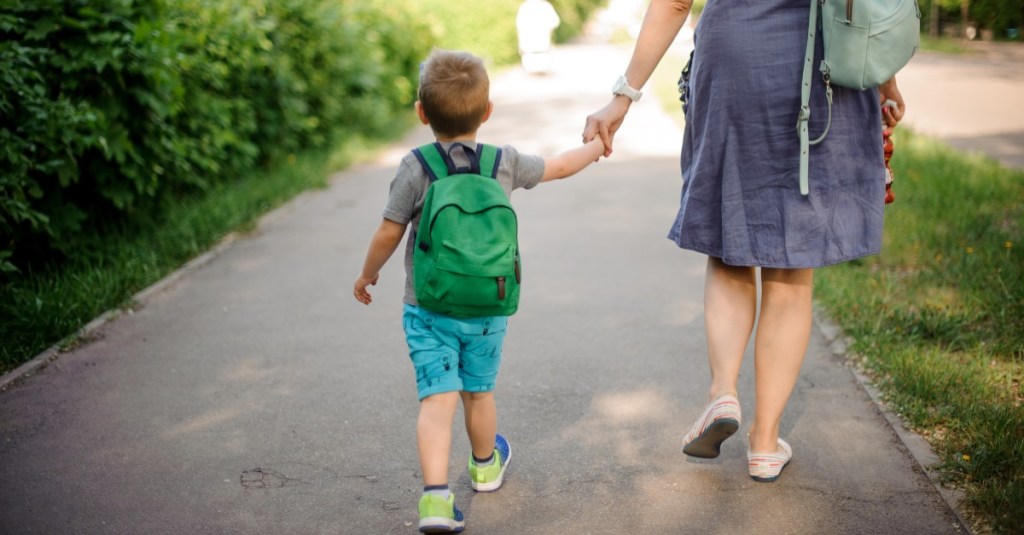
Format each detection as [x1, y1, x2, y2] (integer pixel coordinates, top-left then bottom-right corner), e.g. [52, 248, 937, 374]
[709, 387, 738, 403]
[747, 428, 780, 453]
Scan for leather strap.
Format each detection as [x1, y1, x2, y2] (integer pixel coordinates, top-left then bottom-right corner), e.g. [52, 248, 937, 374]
[798, 0, 833, 196]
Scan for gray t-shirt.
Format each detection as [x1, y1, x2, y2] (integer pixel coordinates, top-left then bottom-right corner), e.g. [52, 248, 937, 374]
[382, 141, 545, 306]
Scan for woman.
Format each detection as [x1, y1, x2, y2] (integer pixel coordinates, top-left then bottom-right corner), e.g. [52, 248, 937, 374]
[583, 0, 906, 482]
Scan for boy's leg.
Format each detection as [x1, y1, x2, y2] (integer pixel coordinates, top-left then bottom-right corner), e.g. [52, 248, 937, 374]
[458, 315, 507, 459]
[418, 391, 461, 486]
[457, 315, 507, 446]
[404, 305, 467, 532]
[458, 316, 510, 492]
[463, 389, 511, 493]
[460, 391, 497, 460]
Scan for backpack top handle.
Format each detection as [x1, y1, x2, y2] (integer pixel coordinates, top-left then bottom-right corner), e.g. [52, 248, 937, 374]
[413, 142, 502, 182]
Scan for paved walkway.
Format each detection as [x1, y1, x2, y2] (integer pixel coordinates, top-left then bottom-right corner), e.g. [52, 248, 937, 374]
[897, 41, 1024, 169]
[3, 36, 1017, 534]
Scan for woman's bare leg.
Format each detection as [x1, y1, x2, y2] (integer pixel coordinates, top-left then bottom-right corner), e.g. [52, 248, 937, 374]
[703, 257, 758, 402]
[748, 267, 814, 453]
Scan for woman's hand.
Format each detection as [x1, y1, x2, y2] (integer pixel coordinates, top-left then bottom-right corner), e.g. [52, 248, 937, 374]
[878, 76, 906, 129]
[583, 97, 632, 158]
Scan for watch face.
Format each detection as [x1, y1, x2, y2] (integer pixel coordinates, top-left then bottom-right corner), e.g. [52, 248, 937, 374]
[612, 76, 639, 101]
[613, 76, 625, 92]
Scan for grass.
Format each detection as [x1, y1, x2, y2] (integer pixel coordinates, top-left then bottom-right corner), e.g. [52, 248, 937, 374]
[919, 34, 972, 54]
[815, 131, 1023, 533]
[650, 39, 1023, 533]
[652, 49, 689, 130]
[0, 126, 410, 374]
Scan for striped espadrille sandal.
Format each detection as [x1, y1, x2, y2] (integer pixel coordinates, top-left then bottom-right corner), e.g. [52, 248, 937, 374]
[682, 394, 741, 459]
[747, 438, 793, 483]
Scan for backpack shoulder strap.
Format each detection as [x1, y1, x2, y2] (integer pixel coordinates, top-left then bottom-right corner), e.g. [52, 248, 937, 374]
[476, 144, 502, 179]
[412, 142, 453, 182]
[413, 142, 503, 182]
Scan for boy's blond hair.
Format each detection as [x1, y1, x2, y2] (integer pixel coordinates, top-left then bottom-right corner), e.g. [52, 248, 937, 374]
[418, 50, 490, 138]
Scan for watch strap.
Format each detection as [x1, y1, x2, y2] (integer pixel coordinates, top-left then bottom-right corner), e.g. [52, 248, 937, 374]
[613, 75, 642, 102]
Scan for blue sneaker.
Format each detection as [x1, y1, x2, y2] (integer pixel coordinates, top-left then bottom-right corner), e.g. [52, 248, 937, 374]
[468, 434, 511, 492]
[418, 493, 465, 533]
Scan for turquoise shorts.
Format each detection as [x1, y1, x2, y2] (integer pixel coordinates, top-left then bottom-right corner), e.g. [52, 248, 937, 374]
[403, 304, 508, 401]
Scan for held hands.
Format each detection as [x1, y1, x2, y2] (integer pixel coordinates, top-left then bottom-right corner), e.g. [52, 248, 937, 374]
[353, 273, 379, 305]
[583, 96, 632, 158]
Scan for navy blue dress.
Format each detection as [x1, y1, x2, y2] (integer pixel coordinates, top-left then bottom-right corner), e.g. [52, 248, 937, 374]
[668, 0, 886, 268]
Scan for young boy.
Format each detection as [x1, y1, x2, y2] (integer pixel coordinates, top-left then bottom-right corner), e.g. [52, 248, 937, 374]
[353, 49, 604, 533]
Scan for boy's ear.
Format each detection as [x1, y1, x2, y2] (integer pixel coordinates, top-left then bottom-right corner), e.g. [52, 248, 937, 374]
[480, 101, 494, 124]
[415, 101, 429, 125]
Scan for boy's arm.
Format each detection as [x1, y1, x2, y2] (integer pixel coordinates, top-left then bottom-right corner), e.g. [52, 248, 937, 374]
[540, 138, 605, 182]
[353, 218, 408, 305]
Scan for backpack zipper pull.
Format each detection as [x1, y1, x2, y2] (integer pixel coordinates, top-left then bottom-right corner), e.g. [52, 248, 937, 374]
[497, 277, 506, 300]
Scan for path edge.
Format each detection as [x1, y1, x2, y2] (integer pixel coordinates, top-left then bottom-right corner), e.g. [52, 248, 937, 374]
[813, 306, 976, 535]
[0, 179, 334, 393]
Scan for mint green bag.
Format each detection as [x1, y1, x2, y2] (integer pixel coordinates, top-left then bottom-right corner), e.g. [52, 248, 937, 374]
[819, 0, 922, 90]
[412, 142, 520, 318]
[797, 0, 921, 195]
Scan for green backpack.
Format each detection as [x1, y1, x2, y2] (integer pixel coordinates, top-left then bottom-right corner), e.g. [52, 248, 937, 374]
[412, 142, 521, 318]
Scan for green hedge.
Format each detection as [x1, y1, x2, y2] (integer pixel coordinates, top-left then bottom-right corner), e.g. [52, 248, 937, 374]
[0, 0, 608, 276]
[0, 0, 431, 273]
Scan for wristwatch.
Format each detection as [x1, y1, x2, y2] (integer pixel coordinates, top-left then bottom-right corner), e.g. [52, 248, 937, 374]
[611, 75, 642, 102]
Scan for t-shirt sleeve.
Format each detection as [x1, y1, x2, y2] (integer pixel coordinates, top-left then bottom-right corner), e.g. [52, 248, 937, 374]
[382, 157, 424, 224]
[500, 144, 544, 191]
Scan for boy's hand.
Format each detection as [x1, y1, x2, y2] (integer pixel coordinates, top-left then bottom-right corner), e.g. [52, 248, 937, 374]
[353, 274, 379, 305]
[592, 136, 608, 161]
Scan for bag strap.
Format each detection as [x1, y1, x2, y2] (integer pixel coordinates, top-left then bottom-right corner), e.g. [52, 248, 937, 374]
[477, 144, 502, 179]
[412, 142, 502, 182]
[798, 0, 834, 196]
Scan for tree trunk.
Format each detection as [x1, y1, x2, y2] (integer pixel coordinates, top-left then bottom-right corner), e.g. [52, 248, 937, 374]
[930, 0, 940, 38]
[962, 0, 970, 39]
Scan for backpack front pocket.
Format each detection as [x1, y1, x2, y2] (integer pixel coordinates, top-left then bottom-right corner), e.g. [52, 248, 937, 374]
[426, 240, 518, 310]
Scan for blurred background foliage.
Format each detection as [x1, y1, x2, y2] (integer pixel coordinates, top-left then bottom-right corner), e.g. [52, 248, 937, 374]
[923, 0, 1024, 39]
[0, 0, 429, 273]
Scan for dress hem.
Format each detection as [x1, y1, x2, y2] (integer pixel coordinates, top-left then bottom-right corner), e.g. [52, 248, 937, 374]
[669, 237, 882, 270]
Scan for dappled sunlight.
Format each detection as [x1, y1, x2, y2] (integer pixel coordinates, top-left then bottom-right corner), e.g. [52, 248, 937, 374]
[467, 385, 844, 533]
[593, 390, 668, 422]
[223, 357, 281, 383]
[164, 405, 247, 437]
[220, 356, 297, 398]
[667, 296, 703, 326]
[631, 471, 831, 533]
[159, 356, 289, 439]
[558, 389, 678, 467]
[228, 256, 272, 274]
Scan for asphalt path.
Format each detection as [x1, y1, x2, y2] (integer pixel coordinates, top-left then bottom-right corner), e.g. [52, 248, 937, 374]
[4, 38, 1015, 534]
[897, 42, 1024, 170]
